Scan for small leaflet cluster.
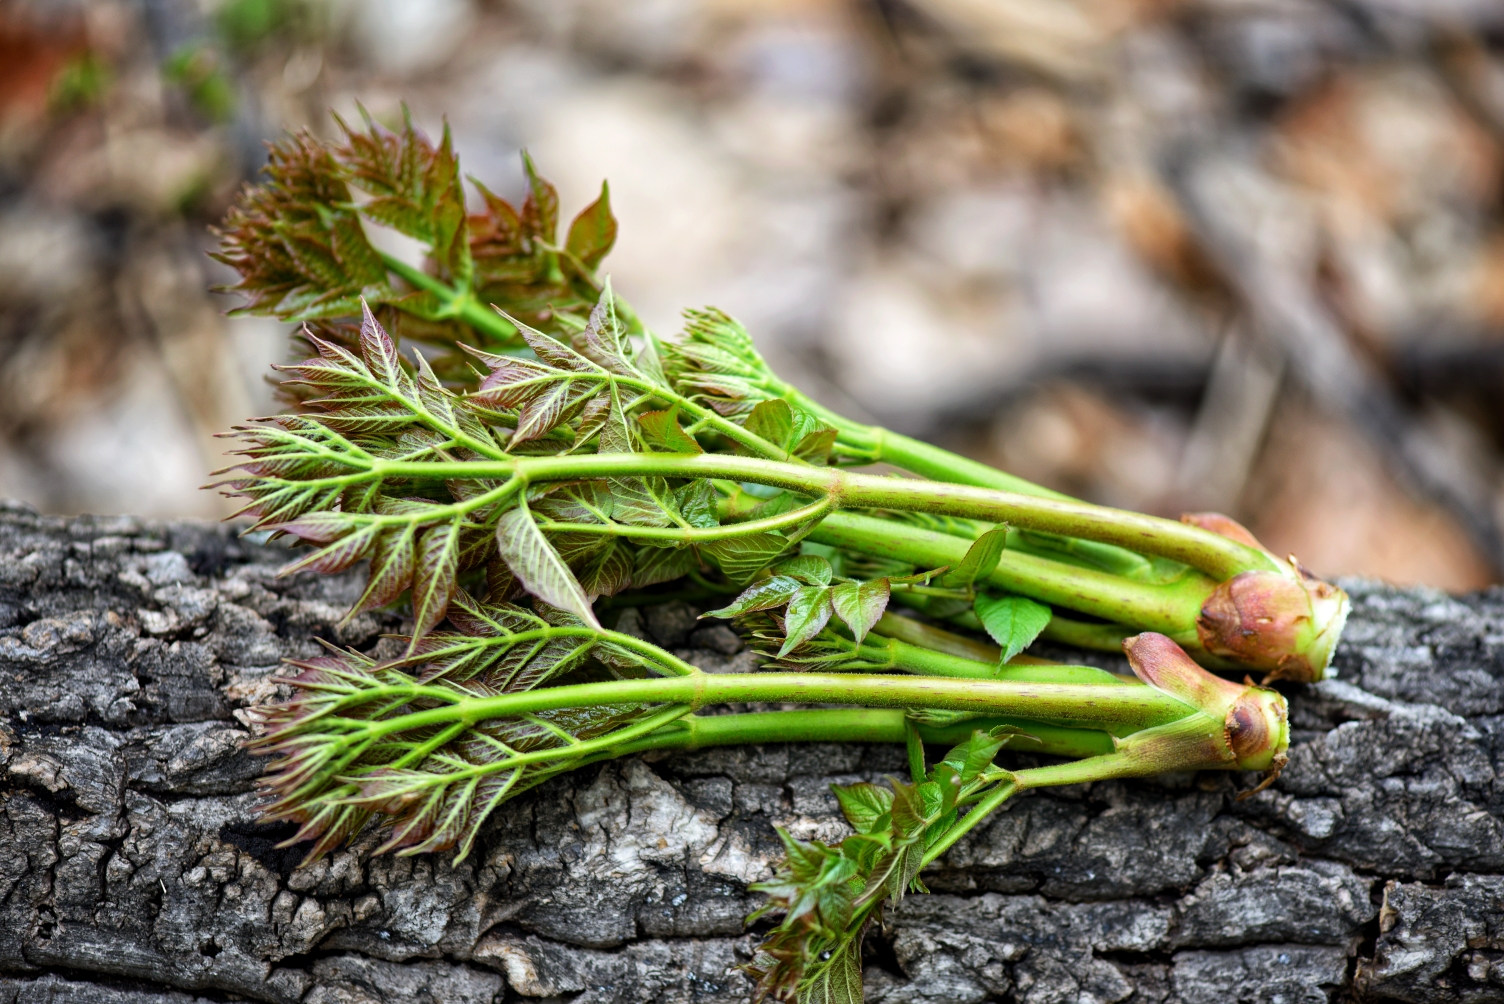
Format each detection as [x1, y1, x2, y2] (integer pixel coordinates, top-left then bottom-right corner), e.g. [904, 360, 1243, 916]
[213, 105, 618, 381]
[743, 728, 1021, 1001]
[709, 548, 1054, 672]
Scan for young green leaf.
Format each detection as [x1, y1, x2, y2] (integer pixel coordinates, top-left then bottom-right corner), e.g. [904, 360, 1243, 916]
[797, 936, 864, 1004]
[703, 533, 793, 585]
[703, 575, 802, 618]
[791, 426, 838, 465]
[638, 404, 703, 454]
[829, 578, 890, 645]
[832, 782, 893, 835]
[565, 181, 617, 271]
[778, 555, 833, 586]
[937, 726, 1023, 784]
[937, 525, 1008, 589]
[744, 398, 795, 451]
[674, 480, 719, 528]
[665, 308, 786, 418]
[973, 592, 1052, 664]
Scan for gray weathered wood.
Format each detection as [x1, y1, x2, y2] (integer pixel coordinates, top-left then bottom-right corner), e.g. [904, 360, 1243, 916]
[1, 504, 1501, 1003]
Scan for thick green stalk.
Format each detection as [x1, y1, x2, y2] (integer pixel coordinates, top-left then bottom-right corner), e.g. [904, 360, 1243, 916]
[812, 512, 1213, 643]
[1040, 613, 1137, 652]
[371, 453, 1276, 580]
[601, 709, 1117, 760]
[872, 612, 1004, 663]
[920, 699, 1287, 867]
[333, 671, 1197, 742]
[847, 630, 1134, 687]
[867, 635, 1009, 679]
[786, 392, 1066, 500]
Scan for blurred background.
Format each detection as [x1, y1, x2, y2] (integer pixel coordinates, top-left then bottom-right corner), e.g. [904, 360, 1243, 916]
[2, 0, 1504, 590]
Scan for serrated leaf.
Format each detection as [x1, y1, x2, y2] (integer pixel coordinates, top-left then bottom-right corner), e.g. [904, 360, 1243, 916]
[573, 284, 634, 376]
[570, 394, 613, 453]
[974, 593, 1052, 664]
[359, 300, 408, 391]
[565, 181, 617, 270]
[830, 578, 890, 645]
[278, 522, 381, 577]
[938, 526, 1008, 589]
[792, 426, 838, 465]
[495, 506, 600, 627]
[702, 533, 791, 585]
[609, 477, 677, 527]
[938, 727, 1019, 785]
[597, 384, 637, 454]
[796, 936, 864, 1004]
[779, 585, 833, 657]
[520, 150, 559, 243]
[576, 539, 633, 599]
[744, 398, 794, 450]
[349, 523, 417, 618]
[410, 519, 461, 640]
[702, 575, 801, 618]
[832, 782, 893, 835]
[777, 555, 833, 587]
[638, 404, 702, 454]
[632, 544, 700, 588]
[674, 480, 719, 529]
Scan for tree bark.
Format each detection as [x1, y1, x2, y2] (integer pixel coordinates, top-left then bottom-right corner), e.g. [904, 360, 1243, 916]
[0, 502, 1501, 1004]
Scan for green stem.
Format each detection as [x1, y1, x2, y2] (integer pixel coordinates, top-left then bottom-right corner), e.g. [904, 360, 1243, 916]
[538, 496, 831, 543]
[586, 709, 1118, 761]
[370, 453, 1276, 579]
[778, 390, 1182, 581]
[380, 252, 522, 347]
[332, 670, 1197, 744]
[920, 707, 1253, 867]
[787, 392, 1065, 501]
[1040, 614, 1137, 652]
[873, 613, 1002, 663]
[872, 635, 1008, 679]
[921, 778, 1019, 866]
[350, 702, 695, 785]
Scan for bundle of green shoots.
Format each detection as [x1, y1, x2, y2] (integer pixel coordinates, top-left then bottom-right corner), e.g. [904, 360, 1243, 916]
[212, 110, 1346, 1002]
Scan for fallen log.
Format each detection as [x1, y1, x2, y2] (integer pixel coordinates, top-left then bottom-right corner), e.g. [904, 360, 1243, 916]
[0, 503, 1500, 1004]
